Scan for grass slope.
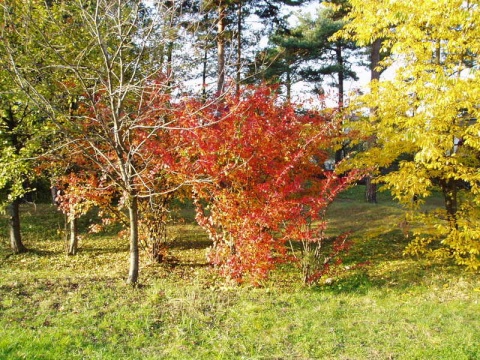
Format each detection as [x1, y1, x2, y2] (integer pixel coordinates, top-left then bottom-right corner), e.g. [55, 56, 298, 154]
[1, 186, 479, 359]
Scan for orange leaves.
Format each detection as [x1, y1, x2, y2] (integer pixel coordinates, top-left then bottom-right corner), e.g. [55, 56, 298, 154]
[54, 171, 114, 220]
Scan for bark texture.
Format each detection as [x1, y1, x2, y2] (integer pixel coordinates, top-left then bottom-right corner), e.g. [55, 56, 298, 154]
[68, 217, 79, 255]
[9, 199, 27, 254]
[365, 38, 382, 203]
[127, 195, 140, 285]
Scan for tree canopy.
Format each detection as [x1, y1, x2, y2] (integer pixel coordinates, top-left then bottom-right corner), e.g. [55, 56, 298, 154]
[341, 0, 480, 268]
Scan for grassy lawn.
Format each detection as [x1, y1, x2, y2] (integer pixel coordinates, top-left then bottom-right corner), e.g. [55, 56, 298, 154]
[1, 186, 479, 359]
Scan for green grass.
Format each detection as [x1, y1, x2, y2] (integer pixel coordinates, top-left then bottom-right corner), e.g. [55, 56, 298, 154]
[1, 186, 479, 359]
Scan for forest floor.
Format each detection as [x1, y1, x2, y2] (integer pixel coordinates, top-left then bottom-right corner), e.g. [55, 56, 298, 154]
[1, 186, 479, 359]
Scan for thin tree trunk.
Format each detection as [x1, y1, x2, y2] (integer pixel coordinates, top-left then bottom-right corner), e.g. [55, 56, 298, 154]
[235, 1, 242, 95]
[202, 45, 208, 101]
[365, 38, 382, 203]
[9, 198, 27, 254]
[336, 43, 344, 109]
[335, 44, 345, 163]
[166, 41, 173, 88]
[68, 217, 78, 255]
[127, 194, 140, 285]
[165, 0, 174, 89]
[286, 64, 291, 103]
[217, 3, 226, 95]
[6, 105, 27, 253]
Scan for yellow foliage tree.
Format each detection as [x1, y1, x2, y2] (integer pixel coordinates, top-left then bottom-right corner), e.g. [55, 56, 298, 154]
[339, 0, 480, 268]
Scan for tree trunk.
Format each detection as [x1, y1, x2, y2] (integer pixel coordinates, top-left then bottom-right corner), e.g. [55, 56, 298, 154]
[336, 43, 344, 109]
[286, 64, 291, 103]
[217, 3, 226, 95]
[235, 1, 242, 95]
[166, 41, 173, 88]
[334, 44, 345, 163]
[67, 217, 78, 255]
[9, 198, 27, 254]
[365, 176, 377, 203]
[365, 38, 382, 203]
[440, 178, 458, 230]
[127, 194, 140, 285]
[371, 38, 382, 81]
[202, 45, 208, 101]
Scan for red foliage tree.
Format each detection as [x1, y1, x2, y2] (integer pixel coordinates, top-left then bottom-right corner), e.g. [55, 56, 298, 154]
[174, 86, 360, 284]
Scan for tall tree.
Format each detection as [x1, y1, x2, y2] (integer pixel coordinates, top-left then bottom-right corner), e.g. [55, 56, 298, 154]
[250, 1, 358, 106]
[217, 1, 227, 94]
[363, 38, 386, 203]
[198, 0, 311, 97]
[342, 0, 480, 268]
[198, 0, 239, 95]
[298, 2, 359, 109]
[3, 0, 185, 284]
[250, 27, 310, 102]
[0, 2, 53, 254]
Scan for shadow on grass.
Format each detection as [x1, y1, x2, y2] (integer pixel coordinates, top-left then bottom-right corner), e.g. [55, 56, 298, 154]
[1, 247, 59, 260]
[168, 226, 211, 250]
[323, 259, 457, 296]
[316, 228, 460, 295]
[79, 245, 129, 254]
[164, 259, 211, 268]
[169, 238, 212, 250]
[26, 248, 58, 256]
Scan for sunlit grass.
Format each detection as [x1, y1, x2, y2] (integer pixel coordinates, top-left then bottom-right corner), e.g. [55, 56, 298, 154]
[1, 186, 479, 359]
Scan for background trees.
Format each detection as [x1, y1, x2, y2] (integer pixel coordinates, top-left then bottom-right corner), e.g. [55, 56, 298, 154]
[295, 1, 359, 109]
[0, 87, 43, 254]
[190, 0, 312, 97]
[0, 2, 53, 253]
[250, 1, 361, 107]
